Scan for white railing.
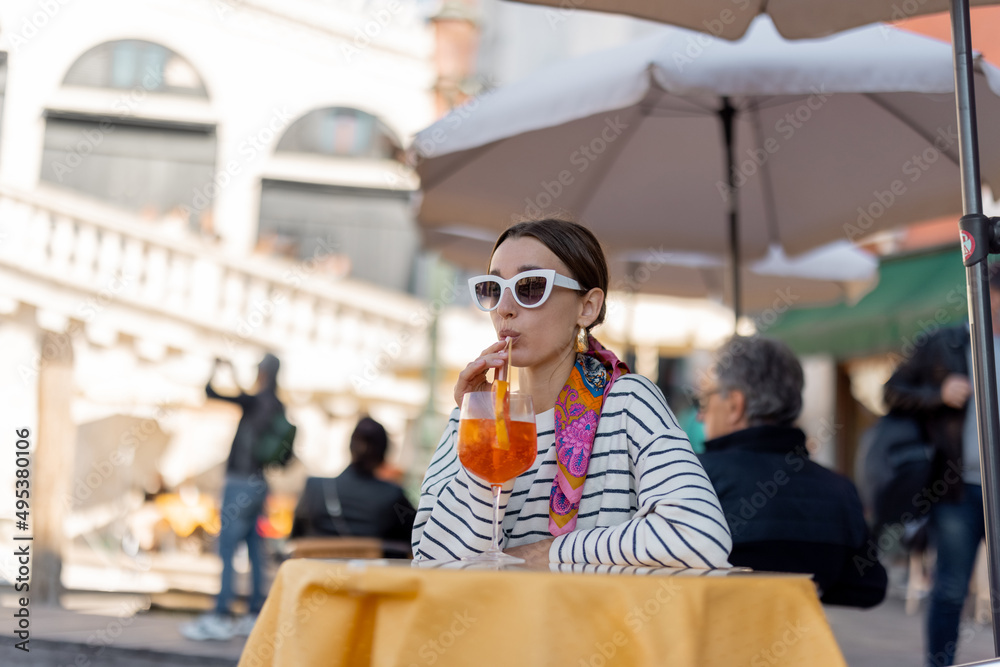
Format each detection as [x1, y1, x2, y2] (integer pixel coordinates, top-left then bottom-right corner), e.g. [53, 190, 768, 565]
[0, 184, 430, 386]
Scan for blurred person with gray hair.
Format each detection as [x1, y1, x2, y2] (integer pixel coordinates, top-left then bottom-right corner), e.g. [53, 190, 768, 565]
[697, 335, 887, 608]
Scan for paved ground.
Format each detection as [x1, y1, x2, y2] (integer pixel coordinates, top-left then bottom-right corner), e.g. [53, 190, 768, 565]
[0, 594, 242, 666]
[826, 596, 996, 666]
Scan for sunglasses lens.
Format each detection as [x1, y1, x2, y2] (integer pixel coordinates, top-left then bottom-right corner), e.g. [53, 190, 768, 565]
[515, 275, 548, 306]
[474, 280, 501, 310]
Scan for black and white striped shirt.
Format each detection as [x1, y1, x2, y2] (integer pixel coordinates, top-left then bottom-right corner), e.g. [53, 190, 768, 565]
[413, 375, 733, 568]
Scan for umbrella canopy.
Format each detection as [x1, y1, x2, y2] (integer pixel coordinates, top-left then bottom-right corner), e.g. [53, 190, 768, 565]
[614, 241, 878, 311]
[416, 17, 1000, 267]
[506, 0, 1000, 40]
[428, 225, 877, 312]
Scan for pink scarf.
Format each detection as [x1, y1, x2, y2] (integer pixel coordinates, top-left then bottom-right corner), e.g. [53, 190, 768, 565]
[548, 335, 629, 536]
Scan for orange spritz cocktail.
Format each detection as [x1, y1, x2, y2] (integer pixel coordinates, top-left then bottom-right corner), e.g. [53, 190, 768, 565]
[458, 418, 536, 484]
[457, 389, 537, 562]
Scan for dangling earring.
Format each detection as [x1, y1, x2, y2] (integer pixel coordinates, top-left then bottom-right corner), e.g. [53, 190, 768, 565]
[575, 327, 588, 353]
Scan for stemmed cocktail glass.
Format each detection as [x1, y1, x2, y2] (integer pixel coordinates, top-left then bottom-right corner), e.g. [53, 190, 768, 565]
[457, 381, 537, 563]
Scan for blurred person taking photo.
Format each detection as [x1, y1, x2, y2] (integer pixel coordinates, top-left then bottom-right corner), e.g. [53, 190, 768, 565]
[698, 335, 887, 608]
[180, 353, 284, 641]
[290, 416, 415, 557]
[883, 269, 1000, 666]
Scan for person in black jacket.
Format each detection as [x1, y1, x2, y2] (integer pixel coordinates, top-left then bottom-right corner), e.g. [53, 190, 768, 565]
[291, 416, 415, 557]
[883, 271, 1000, 667]
[181, 353, 283, 641]
[698, 335, 887, 608]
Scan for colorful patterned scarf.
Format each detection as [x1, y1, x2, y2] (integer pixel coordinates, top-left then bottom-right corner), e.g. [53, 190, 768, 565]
[549, 335, 629, 536]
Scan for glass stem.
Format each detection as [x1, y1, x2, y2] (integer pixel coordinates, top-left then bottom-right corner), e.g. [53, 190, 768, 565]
[490, 484, 503, 553]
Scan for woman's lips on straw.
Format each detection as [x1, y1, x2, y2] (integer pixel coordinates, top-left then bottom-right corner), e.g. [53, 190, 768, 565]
[498, 331, 519, 342]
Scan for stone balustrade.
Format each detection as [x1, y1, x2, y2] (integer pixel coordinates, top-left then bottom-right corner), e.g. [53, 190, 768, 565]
[0, 184, 430, 396]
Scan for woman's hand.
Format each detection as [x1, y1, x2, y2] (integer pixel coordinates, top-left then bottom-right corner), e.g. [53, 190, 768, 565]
[504, 537, 554, 567]
[453, 339, 509, 407]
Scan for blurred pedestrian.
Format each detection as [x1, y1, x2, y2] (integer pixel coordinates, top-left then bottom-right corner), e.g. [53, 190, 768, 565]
[290, 417, 415, 557]
[698, 335, 887, 608]
[883, 270, 1000, 666]
[180, 353, 283, 641]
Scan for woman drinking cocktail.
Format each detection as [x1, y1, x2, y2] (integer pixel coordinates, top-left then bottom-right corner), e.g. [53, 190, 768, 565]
[412, 219, 733, 567]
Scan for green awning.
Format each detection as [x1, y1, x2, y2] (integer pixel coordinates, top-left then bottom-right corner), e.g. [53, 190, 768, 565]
[768, 245, 970, 359]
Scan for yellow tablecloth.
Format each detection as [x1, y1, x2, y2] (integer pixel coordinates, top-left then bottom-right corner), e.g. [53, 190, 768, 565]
[239, 559, 846, 667]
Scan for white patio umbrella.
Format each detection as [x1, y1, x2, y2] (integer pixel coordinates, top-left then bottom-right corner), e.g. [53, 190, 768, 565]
[508, 0, 999, 40]
[415, 17, 1000, 318]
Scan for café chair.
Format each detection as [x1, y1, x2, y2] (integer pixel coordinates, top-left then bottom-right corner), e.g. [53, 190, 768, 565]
[284, 536, 383, 560]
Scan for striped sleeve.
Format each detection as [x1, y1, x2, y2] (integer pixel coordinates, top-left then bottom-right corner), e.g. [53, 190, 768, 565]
[411, 409, 515, 560]
[549, 376, 733, 568]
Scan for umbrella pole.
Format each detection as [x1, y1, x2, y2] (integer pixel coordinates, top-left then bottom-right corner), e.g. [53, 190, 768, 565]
[950, 0, 1000, 653]
[720, 97, 741, 323]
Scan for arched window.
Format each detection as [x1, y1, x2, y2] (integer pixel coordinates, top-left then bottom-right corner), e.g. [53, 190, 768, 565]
[276, 107, 402, 161]
[259, 107, 416, 291]
[42, 41, 215, 227]
[63, 39, 207, 97]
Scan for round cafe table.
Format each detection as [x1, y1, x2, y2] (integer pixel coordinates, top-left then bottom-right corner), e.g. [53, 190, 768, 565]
[238, 558, 846, 667]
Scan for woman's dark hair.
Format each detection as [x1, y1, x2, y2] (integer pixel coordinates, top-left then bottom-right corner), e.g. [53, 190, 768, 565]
[349, 417, 389, 475]
[491, 219, 609, 330]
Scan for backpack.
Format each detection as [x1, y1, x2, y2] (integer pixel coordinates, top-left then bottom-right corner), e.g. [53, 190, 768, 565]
[858, 412, 933, 536]
[254, 409, 297, 467]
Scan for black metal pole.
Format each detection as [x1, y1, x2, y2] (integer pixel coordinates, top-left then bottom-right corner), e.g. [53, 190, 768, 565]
[720, 97, 741, 322]
[950, 0, 1000, 653]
